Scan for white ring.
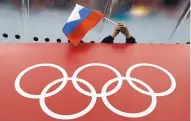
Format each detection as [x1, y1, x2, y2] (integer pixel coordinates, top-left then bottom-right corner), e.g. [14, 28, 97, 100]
[15, 63, 68, 99]
[101, 77, 157, 118]
[14, 62, 176, 120]
[72, 63, 123, 97]
[126, 63, 176, 97]
[39, 77, 97, 120]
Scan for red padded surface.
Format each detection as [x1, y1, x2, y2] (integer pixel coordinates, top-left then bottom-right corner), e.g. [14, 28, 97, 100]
[0, 43, 190, 121]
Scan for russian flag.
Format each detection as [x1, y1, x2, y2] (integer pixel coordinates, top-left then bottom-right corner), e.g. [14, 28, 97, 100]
[62, 4, 104, 46]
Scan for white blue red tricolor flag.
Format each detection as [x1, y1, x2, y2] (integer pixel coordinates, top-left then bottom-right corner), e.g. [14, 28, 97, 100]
[62, 4, 104, 46]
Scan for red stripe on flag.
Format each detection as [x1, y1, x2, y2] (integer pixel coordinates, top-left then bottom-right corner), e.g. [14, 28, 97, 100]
[67, 11, 104, 46]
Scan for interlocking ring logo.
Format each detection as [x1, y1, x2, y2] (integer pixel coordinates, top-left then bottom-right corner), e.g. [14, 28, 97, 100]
[15, 63, 176, 120]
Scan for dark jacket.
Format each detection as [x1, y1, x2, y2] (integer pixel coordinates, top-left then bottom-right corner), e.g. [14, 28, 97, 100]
[101, 35, 136, 43]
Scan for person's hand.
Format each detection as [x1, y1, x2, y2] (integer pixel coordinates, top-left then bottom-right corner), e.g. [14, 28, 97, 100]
[112, 23, 124, 38]
[120, 25, 131, 39]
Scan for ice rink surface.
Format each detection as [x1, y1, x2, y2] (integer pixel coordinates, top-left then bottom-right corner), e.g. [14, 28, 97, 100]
[0, 1, 190, 44]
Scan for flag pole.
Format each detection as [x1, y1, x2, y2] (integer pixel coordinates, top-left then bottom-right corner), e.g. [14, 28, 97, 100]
[104, 17, 117, 24]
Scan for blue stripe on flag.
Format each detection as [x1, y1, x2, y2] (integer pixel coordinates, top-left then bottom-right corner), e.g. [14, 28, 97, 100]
[63, 8, 92, 35]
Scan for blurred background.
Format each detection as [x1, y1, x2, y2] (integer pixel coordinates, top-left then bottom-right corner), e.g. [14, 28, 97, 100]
[0, 0, 190, 44]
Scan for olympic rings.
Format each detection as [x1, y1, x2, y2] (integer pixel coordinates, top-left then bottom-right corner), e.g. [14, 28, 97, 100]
[39, 77, 97, 120]
[126, 63, 176, 97]
[72, 63, 123, 97]
[15, 63, 68, 99]
[14, 63, 176, 120]
[101, 77, 157, 118]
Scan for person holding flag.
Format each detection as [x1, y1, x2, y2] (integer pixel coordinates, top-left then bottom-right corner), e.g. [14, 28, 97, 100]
[101, 23, 136, 43]
[63, 4, 136, 46]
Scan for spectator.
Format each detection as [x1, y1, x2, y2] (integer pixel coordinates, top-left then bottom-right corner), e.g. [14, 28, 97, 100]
[101, 23, 136, 43]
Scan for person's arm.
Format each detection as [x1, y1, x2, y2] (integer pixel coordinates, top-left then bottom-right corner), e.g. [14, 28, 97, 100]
[126, 36, 136, 43]
[121, 26, 137, 43]
[101, 23, 123, 43]
[101, 35, 114, 43]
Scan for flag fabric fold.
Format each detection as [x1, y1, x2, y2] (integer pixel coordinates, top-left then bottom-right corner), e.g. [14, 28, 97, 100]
[62, 4, 104, 46]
